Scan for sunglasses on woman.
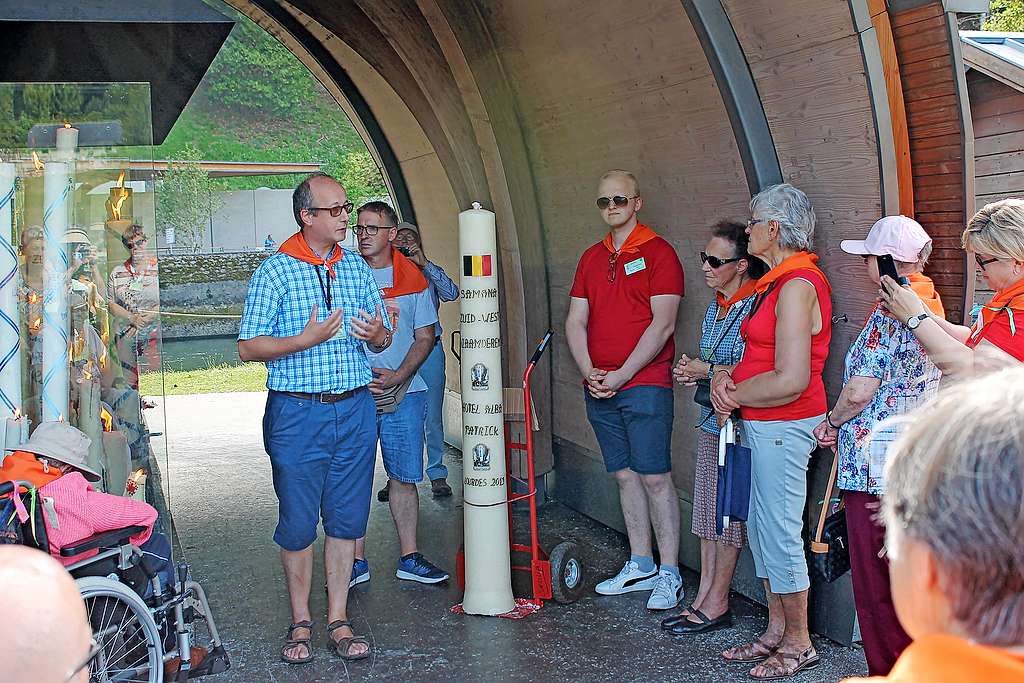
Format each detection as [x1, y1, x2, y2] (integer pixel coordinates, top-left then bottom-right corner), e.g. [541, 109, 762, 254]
[308, 202, 355, 217]
[595, 195, 636, 210]
[975, 254, 1000, 270]
[700, 252, 742, 269]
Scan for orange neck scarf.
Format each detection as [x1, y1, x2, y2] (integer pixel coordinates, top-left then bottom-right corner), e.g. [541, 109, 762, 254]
[715, 278, 758, 313]
[278, 232, 343, 278]
[849, 633, 1024, 682]
[380, 247, 429, 299]
[754, 251, 828, 295]
[907, 272, 945, 319]
[972, 276, 1024, 339]
[602, 223, 658, 255]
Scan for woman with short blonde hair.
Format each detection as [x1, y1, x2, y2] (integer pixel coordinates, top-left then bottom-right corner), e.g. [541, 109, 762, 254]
[843, 366, 1024, 681]
[882, 199, 1024, 376]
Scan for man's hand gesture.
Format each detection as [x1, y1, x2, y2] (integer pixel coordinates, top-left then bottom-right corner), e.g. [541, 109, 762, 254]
[351, 305, 388, 347]
[300, 304, 343, 349]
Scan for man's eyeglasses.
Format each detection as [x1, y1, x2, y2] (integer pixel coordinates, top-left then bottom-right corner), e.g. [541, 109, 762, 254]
[596, 195, 636, 210]
[308, 202, 355, 217]
[976, 254, 1000, 270]
[128, 240, 147, 249]
[353, 225, 395, 237]
[64, 636, 100, 682]
[746, 218, 765, 229]
[701, 252, 742, 269]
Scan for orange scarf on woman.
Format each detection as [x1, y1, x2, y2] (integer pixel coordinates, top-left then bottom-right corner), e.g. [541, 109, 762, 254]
[907, 272, 945, 318]
[754, 251, 829, 295]
[278, 232, 343, 277]
[972, 277, 1024, 339]
[601, 223, 658, 254]
[715, 279, 759, 313]
[381, 247, 428, 298]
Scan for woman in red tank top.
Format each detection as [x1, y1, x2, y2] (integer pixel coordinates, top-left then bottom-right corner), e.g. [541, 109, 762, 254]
[710, 184, 832, 680]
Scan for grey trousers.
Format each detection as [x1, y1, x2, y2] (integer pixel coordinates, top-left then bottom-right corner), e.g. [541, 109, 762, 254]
[743, 414, 822, 594]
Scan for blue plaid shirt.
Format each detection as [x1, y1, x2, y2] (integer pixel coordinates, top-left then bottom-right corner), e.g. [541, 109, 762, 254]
[239, 246, 388, 393]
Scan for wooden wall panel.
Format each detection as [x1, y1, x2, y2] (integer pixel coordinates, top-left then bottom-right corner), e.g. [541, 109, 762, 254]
[724, 0, 883, 391]
[890, 1, 971, 322]
[481, 0, 750, 489]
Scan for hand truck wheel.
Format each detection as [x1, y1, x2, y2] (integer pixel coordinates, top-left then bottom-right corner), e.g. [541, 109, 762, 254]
[548, 541, 586, 604]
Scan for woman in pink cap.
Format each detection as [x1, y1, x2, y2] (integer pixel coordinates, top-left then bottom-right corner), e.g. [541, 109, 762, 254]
[813, 215, 944, 676]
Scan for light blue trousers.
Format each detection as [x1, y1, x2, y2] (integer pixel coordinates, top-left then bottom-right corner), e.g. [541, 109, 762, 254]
[419, 340, 448, 481]
[742, 414, 822, 594]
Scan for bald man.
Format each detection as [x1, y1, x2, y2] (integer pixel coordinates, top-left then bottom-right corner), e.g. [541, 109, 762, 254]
[0, 546, 92, 682]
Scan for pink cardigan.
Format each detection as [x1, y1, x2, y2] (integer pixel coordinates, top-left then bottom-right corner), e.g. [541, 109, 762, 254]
[40, 472, 156, 566]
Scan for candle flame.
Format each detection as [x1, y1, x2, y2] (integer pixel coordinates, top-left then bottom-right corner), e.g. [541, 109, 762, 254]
[29, 317, 42, 333]
[100, 407, 113, 432]
[115, 171, 125, 188]
[12, 408, 21, 419]
[57, 413, 64, 423]
[81, 360, 94, 381]
[111, 187, 129, 221]
[99, 349, 107, 368]
[27, 291, 40, 305]
[31, 152, 43, 171]
[63, 122, 71, 129]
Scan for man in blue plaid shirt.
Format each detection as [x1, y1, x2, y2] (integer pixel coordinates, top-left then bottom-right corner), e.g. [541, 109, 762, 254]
[238, 172, 390, 663]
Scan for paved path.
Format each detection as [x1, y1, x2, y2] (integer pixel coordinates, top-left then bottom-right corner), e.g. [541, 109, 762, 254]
[154, 391, 867, 682]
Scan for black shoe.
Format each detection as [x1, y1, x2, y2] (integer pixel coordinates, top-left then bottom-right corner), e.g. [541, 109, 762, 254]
[377, 483, 389, 502]
[430, 478, 452, 498]
[666, 608, 732, 635]
[660, 606, 693, 630]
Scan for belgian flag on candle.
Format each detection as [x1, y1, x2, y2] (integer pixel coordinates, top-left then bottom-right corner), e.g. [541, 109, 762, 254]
[463, 254, 492, 277]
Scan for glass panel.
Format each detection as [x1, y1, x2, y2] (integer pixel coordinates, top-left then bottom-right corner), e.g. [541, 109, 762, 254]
[0, 82, 170, 529]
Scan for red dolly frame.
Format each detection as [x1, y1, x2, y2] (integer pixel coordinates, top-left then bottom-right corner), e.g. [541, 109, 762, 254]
[456, 330, 585, 606]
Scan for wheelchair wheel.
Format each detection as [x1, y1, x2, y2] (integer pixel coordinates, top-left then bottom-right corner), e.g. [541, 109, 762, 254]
[77, 576, 164, 683]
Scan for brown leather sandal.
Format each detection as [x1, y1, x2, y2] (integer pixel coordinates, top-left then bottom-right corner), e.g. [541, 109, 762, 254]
[748, 646, 820, 680]
[327, 620, 371, 661]
[722, 638, 780, 663]
[280, 620, 313, 664]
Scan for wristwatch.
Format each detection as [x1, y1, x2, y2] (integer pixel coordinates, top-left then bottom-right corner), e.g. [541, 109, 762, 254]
[906, 313, 929, 330]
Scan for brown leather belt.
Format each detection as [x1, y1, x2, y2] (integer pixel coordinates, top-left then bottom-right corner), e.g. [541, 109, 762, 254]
[277, 389, 358, 403]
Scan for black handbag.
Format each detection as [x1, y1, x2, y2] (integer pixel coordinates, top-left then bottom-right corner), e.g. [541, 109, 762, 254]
[693, 306, 743, 409]
[809, 450, 850, 582]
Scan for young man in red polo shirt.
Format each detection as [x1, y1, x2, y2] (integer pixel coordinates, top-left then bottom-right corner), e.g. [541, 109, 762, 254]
[566, 169, 685, 610]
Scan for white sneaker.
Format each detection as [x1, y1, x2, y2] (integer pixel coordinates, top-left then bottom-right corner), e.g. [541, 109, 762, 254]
[595, 560, 659, 595]
[646, 569, 684, 610]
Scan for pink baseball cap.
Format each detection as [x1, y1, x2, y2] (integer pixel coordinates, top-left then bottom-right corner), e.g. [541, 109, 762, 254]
[840, 215, 932, 262]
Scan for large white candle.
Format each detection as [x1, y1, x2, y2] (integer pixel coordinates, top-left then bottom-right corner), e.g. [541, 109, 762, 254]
[0, 162, 20, 419]
[41, 161, 70, 421]
[459, 202, 515, 616]
[55, 124, 79, 160]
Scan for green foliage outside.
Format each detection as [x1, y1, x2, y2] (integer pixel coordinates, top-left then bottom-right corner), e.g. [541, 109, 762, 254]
[140, 362, 267, 396]
[156, 144, 224, 249]
[984, 0, 1024, 31]
[154, 4, 389, 206]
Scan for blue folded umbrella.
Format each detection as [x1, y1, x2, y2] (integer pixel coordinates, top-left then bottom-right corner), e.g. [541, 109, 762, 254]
[716, 418, 751, 535]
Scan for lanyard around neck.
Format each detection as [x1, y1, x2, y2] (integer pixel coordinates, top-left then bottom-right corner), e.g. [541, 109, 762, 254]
[313, 263, 333, 310]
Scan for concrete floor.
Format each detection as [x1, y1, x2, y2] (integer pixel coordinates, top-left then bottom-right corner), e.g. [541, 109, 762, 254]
[154, 392, 868, 682]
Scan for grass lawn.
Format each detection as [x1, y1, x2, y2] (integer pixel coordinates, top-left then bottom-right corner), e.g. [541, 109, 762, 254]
[140, 363, 267, 396]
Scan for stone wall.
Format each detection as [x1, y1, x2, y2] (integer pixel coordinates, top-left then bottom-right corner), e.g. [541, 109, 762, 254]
[157, 252, 265, 339]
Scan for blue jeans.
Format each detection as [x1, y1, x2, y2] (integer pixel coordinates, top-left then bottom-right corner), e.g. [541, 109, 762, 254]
[419, 341, 448, 481]
[378, 390, 427, 483]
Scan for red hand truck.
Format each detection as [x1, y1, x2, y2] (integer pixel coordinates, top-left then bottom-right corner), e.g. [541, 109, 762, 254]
[456, 330, 586, 607]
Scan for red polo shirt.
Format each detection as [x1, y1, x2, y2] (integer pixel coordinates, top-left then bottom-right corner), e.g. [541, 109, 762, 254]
[570, 226, 684, 389]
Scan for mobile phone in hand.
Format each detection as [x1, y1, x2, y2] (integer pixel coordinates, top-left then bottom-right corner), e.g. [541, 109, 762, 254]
[396, 246, 412, 257]
[877, 254, 910, 286]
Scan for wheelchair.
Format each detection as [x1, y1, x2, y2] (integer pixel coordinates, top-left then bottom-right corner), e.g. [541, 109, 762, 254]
[0, 480, 230, 682]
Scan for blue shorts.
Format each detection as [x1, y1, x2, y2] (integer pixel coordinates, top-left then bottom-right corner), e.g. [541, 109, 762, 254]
[584, 385, 674, 475]
[263, 389, 376, 550]
[377, 390, 427, 483]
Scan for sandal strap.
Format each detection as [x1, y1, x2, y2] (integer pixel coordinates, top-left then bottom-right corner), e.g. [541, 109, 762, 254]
[689, 608, 711, 624]
[286, 620, 314, 637]
[327, 619, 352, 632]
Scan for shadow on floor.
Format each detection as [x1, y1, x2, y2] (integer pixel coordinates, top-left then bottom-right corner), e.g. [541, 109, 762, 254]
[161, 392, 867, 682]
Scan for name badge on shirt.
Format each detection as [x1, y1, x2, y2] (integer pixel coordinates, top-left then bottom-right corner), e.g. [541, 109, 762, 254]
[623, 257, 646, 276]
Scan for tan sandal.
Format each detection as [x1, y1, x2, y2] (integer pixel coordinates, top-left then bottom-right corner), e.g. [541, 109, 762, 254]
[722, 638, 780, 663]
[327, 620, 371, 661]
[280, 620, 313, 664]
[748, 646, 820, 680]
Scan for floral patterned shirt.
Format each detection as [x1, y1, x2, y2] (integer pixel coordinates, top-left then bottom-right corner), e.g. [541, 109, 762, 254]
[837, 305, 941, 494]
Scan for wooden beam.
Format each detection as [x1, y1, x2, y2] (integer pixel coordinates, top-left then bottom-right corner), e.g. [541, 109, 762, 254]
[872, 9, 915, 215]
